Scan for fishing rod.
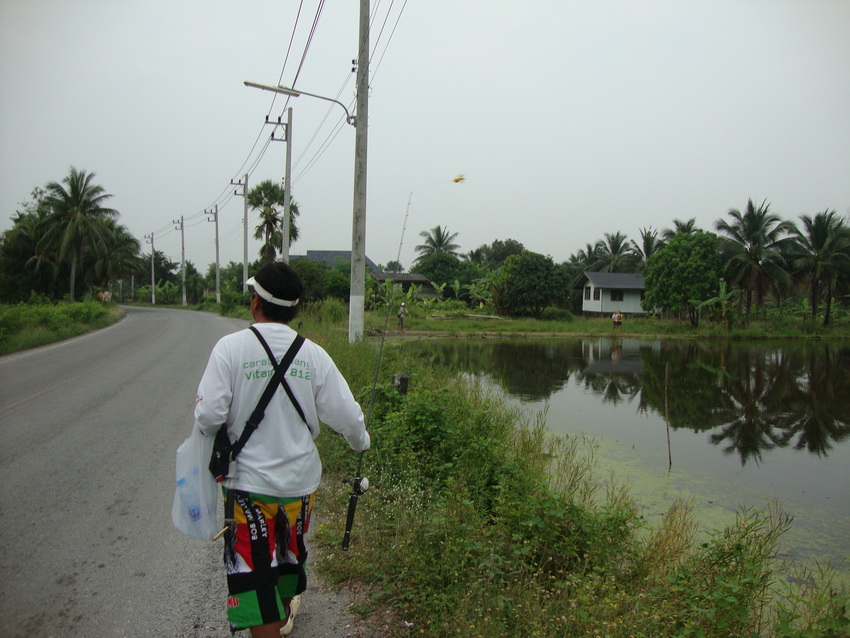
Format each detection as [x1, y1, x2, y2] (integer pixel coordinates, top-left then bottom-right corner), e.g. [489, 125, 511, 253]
[341, 179, 465, 550]
[340, 190, 415, 551]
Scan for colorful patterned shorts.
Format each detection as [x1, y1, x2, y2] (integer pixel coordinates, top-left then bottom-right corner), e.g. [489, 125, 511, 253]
[223, 490, 314, 631]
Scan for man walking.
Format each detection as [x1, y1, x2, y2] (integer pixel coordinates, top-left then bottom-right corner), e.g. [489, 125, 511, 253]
[193, 261, 370, 637]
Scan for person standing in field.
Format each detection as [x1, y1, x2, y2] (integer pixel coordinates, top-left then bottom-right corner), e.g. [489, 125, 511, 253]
[397, 302, 409, 331]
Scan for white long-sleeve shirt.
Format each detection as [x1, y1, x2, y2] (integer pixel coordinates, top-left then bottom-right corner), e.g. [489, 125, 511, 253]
[194, 322, 369, 497]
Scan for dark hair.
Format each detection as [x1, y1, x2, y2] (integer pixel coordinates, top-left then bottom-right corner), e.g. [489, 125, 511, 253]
[252, 262, 304, 323]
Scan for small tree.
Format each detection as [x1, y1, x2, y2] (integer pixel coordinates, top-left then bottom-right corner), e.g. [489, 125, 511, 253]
[643, 231, 724, 327]
[499, 251, 561, 319]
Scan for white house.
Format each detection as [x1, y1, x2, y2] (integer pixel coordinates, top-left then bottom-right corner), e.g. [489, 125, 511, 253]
[573, 272, 646, 316]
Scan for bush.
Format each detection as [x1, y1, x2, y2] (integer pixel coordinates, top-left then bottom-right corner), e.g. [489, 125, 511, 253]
[304, 298, 347, 323]
[0, 300, 115, 354]
[541, 306, 574, 322]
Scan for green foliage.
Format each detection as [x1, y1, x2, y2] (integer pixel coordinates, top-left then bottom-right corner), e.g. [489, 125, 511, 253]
[308, 319, 848, 637]
[411, 252, 465, 290]
[498, 251, 566, 318]
[0, 300, 116, 354]
[644, 231, 725, 327]
[290, 257, 329, 302]
[541, 306, 574, 322]
[303, 298, 347, 323]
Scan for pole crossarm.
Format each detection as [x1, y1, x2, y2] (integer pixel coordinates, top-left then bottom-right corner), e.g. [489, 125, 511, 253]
[244, 81, 356, 126]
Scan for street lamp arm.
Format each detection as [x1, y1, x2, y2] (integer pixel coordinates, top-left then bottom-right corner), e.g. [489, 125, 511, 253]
[244, 81, 356, 126]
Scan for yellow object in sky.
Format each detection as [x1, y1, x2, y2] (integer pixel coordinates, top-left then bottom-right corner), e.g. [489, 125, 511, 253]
[453, 174, 466, 183]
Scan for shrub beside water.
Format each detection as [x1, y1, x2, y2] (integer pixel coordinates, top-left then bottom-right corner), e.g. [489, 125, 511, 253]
[312, 326, 850, 637]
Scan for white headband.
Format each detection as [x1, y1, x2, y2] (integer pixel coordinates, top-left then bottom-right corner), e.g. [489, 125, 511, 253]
[247, 276, 299, 307]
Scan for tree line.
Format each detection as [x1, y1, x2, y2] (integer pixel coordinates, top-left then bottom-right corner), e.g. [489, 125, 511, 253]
[2, 167, 848, 327]
[408, 200, 850, 326]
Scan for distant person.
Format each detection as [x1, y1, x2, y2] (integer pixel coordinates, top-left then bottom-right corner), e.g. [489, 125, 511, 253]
[612, 311, 623, 330]
[192, 262, 370, 637]
[397, 302, 409, 331]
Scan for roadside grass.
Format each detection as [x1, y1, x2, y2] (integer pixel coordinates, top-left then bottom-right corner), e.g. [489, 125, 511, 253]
[0, 300, 124, 356]
[4, 299, 847, 634]
[364, 310, 850, 340]
[310, 323, 850, 638]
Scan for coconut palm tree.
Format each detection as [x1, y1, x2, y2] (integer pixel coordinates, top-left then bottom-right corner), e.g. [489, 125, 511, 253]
[247, 179, 300, 263]
[40, 167, 117, 300]
[569, 242, 602, 273]
[630, 227, 662, 272]
[789, 210, 850, 326]
[414, 225, 460, 263]
[714, 199, 793, 324]
[596, 231, 636, 273]
[93, 219, 143, 293]
[662, 217, 699, 240]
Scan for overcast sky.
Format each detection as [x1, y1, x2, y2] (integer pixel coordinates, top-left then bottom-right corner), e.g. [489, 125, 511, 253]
[1, 0, 848, 274]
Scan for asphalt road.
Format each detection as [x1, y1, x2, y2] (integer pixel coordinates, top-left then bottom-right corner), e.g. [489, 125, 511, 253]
[0, 307, 367, 638]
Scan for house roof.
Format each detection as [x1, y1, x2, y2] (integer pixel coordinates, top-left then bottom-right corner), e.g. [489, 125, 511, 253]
[372, 272, 430, 283]
[290, 250, 382, 273]
[573, 271, 645, 290]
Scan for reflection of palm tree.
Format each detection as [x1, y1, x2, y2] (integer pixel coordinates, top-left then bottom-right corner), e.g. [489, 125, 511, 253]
[779, 347, 850, 455]
[708, 349, 797, 465]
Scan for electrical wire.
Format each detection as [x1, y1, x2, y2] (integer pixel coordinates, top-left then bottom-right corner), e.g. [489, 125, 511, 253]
[152, 1, 411, 266]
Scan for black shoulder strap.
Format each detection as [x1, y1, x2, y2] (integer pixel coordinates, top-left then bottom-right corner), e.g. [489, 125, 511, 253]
[250, 327, 308, 426]
[230, 328, 306, 458]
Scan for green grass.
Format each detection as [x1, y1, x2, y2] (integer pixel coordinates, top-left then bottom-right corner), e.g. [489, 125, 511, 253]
[363, 309, 850, 340]
[5, 298, 847, 635]
[0, 300, 124, 356]
[307, 322, 850, 638]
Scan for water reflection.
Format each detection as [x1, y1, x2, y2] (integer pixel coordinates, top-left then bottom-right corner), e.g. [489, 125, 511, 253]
[404, 338, 850, 467]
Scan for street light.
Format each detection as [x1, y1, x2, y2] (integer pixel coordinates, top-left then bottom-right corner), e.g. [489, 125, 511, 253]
[243, 81, 356, 126]
[245, 75, 368, 343]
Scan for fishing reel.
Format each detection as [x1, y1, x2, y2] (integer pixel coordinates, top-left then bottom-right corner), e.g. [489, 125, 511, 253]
[343, 475, 370, 495]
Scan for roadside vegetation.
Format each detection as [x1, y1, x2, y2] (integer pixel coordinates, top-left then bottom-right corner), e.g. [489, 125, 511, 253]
[2, 169, 849, 635]
[303, 318, 849, 638]
[0, 294, 123, 356]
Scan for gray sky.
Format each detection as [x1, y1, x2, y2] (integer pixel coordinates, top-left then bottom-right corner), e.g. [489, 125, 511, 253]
[2, 0, 849, 274]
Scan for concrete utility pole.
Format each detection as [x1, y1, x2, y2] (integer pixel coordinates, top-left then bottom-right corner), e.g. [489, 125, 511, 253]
[232, 175, 249, 291]
[349, 0, 370, 343]
[173, 216, 186, 306]
[283, 106, 293, 263]
[267, 108, 293, 262]
[144, 233, 155, 305]
[206, 205, 220, 303]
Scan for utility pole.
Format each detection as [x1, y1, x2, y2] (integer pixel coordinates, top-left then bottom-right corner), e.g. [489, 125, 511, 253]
[144, 233, 155, 305]
[232, 175, 249, 292]
[349, 0, 370, 343]
[173, 216, 186, 306]
[206, 205, 220, 303]
[267, 108, 293, 262]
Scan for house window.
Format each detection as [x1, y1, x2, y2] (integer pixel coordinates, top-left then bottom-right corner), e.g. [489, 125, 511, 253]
[593, 288, 600, 301]
[610, 289, 624, 302]
[584, 286, 591, 300]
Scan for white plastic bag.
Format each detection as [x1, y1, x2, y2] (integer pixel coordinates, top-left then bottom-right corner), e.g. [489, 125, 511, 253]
[172, 424, 220, 541]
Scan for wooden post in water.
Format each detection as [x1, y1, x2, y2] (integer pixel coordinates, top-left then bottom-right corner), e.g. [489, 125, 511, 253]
[664, 361, 672, 469]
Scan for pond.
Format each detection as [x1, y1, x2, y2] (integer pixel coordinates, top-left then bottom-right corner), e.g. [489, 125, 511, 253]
[402, 337, 850, 583]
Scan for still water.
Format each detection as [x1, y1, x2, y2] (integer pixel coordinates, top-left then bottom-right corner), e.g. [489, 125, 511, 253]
[403, 337, 850, 581]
